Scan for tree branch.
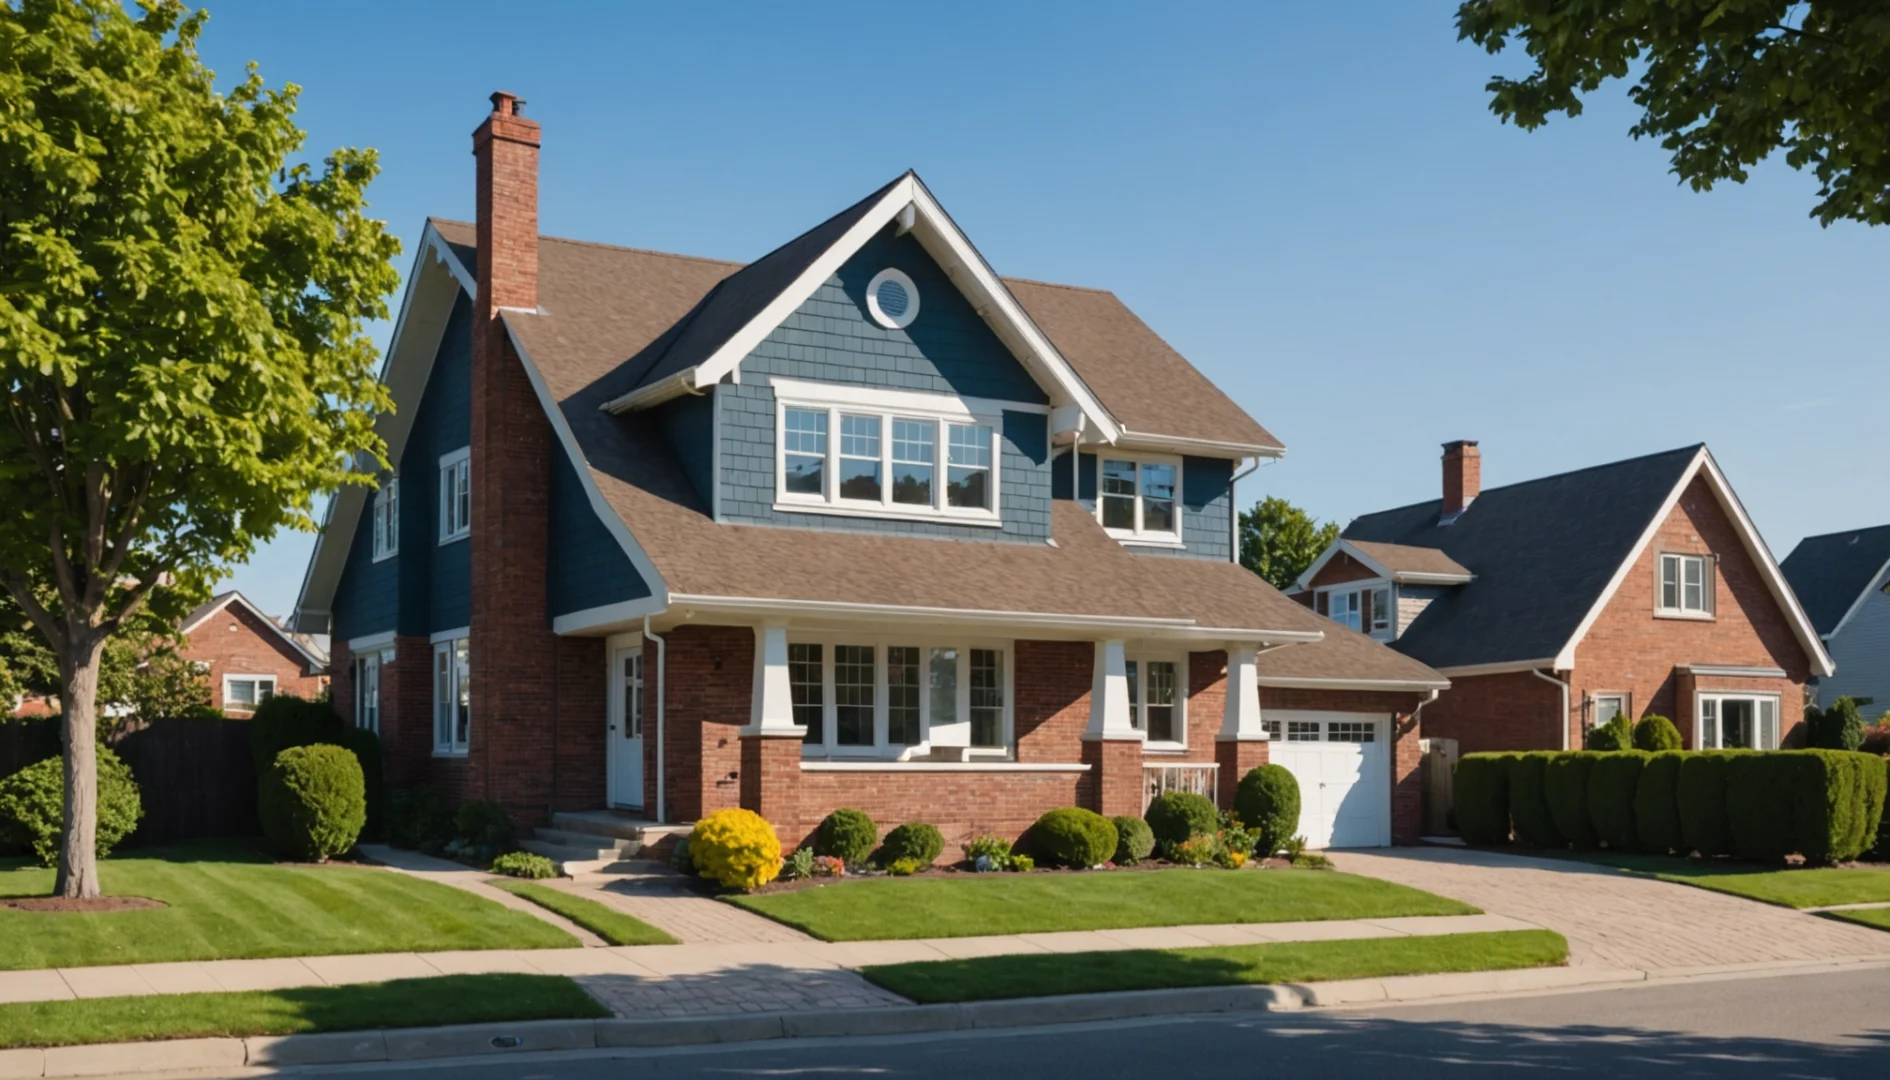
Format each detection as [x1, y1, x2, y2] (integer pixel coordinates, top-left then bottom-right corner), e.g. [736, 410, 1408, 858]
[1, 573, 66, 655]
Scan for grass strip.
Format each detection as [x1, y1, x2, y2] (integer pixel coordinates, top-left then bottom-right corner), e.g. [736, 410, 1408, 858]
[490, 880, 677, 945]
[863, 929, 1569, 1003]
[1823, 907, 1890, 933]
[1543, 852, 1890, 910]
[0, 974, 608, 1050]
[727, 869, 1477, 941]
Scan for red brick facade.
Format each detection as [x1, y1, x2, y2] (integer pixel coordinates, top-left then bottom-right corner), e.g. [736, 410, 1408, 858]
[184, 602, 324, 715]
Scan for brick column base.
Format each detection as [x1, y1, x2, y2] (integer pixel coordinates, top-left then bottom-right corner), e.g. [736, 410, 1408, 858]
[739, 734, 803, 843]
[1082, 738, 1145, 819]
[1215, 738, 1269, 807]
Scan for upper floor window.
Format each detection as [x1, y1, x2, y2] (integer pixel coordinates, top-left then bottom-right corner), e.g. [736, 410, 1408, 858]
[439, 448, 471, 544]
[1658, 552, 1713, 617]
[371, 476, 399, 561]
[774, 383, 1004, 526]
[1322, 584, 1392, 639]
[1098, 455, 1180, 543]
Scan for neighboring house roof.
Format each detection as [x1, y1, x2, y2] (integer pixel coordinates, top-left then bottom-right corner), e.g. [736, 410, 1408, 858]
[1780, 523, 1890, 639]
[1339, 445, 1832, 677]
[1293, 539, 1475, 590]
[182, 591, 329, 672]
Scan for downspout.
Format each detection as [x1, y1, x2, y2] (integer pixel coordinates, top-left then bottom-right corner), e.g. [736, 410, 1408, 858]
[1531, 668, 1571, 751]
[642, 616, 667, 824]
[1229, 457, 1266, 564]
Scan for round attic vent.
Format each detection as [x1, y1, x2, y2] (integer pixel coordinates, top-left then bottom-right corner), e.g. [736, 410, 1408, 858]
[866, 268, 919, 329]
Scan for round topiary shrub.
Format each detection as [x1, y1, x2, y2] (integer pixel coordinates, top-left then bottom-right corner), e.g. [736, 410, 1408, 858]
[690, 808, 782, 890]
[879, 822, 944, 868]
[814, 808, 878, 866]
[1234, 764, 1301, 858]
[247, 694, 346, 773]
[0, 748, 144, 867]
[1111, 815, 1154, 864]
[1632, 715, 1683, 752]
[1144, 791, 1217, 848]
[1031, 807, 1118, 868]
[260, 744, 366, 862]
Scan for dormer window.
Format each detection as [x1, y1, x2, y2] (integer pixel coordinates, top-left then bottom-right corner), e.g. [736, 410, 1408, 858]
[1098, 454, 1181, 544]
[1320, 584, 1394, 640]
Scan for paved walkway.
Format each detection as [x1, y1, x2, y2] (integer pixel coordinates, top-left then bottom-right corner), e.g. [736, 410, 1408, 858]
[1330, 847, 1890, 972]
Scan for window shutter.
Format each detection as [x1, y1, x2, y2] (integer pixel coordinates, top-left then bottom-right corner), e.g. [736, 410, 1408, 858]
[1316, 592, 1328, 616]
[1706, 556, 1717, 615]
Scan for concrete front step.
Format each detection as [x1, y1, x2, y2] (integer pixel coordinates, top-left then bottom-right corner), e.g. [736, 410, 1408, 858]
[531, 827, 638, 855]
[518, 838, 632, 876]
[550, 810, 691, 843]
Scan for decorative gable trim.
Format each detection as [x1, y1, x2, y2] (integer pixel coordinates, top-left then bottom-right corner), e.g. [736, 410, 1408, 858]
[598, 175, 1122, 444]
[1552, 448, 1834, 676]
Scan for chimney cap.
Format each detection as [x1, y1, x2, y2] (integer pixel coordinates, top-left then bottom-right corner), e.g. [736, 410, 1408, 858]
[1442, 439, 1480, 454]
[489, 91, 526, 116]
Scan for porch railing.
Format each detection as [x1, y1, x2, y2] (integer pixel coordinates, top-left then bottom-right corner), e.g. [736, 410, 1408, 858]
[1142, 762, 1219, 813]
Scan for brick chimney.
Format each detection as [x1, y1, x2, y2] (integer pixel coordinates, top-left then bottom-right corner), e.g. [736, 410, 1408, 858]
[473, 91, 539, 315]
[1441, 440, 1480, 522]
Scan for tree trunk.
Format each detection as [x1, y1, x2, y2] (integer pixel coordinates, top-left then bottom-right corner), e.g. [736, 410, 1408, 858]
[54, 636, 107, 900]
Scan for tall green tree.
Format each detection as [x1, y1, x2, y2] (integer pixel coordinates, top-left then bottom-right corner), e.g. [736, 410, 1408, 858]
[1457, 1, 1890, 226]
[1239, 497, 1340, 592]
[0, 0, 397, 897]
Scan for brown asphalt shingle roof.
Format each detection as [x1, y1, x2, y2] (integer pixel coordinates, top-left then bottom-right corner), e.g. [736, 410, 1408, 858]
[1346, 540, 1474, 581]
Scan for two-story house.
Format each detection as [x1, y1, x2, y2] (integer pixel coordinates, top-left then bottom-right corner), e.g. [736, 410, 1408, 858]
[1782, 524, 1890, 710]
[1292, 441, 1833, 753]
[291, 93, 1445, 857]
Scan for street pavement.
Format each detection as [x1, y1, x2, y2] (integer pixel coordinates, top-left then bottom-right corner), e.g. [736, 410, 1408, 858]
[251, 965, 1890, 1079]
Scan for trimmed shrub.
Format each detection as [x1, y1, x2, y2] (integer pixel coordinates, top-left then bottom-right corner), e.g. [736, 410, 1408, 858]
[260, 744, 366, 862]
[247, 694, 346, 773]
[1234, 764, 1301, 858]
[670, 834, 695, 876]
[1678, 751, 1741, 857]
[1634, 751, 1687, 854]
[1111, 815, 1155, 864]
[879, 822, 945, 868]
[886, 857, 924, 876]
[1144, 791, 1218, 848]
[1543, 753, 1600, 849]
[1453, 753, 1514, 846]
[0, 748, 144, 867]
[814, 809, 878, 866]
[1632, 715, 1683, 752]
[962, 832, 1012, 865]
[1807, 698, 1867, 752]
[1587, 750, 1649, 850]
[690, 808, 782, 890]
[1032, 807, 1118, 868]
[386, 787, 453, 852]
[1727, 750, 1887, 864]
[1508, 752, 1563, 849]
[340, 726, 385, 842]
[1585, 715, 1634, 752]
[491, 851, 558, 879]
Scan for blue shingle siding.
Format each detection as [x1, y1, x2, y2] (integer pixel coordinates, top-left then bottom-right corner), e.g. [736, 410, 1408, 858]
[654, 393, 715, 509]
[1050, 450, 1233, 562]
[331, 488, 397, 643]
[547, 447, 652, 618]
[1818, 578, 1890, 708]
[715, 230, 1053, 542]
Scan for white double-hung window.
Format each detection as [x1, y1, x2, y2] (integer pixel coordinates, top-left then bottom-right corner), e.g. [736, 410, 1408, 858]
[371, 476, 399, 561]
[432, 633, 470, 756]
[1698, 693, 1778, 750]
[1098, 454, 1181, 543]
[1126, 656, 1185, 747]
[439, 448, 471, 544]
[1657, 552, 1713, 617]
[791, 636, 1011, 759]
[223, 676, 276, 713]
[773, 379, 1009, 525]
[355, 649, 394, 734]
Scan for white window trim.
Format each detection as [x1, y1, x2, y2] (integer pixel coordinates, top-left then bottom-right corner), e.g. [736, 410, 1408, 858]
[1695, 691, 1780, 750]
[371, 475, 400, 562]
[773, 384, 1005, 527]
[788, 633, 1015, 762]
[1095, 452, 1183, 544]
[1316, 580, 1394, 642]
[1656, 551, 1715, 620]
[1126, 653, 1188, 752]
[354, 650, 392, 734]
[438, 447, 471, 545]
[432, 633, 471, 757]
[865, 267, 921, 330]
[222, 674, 277, 712]
[1592, 692, 1629, 729]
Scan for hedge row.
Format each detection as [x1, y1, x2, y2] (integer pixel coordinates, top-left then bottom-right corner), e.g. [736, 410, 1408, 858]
[1456, 749, 1887, 864]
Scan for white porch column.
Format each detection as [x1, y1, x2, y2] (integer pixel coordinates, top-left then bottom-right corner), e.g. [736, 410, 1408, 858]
[1084, 639, 1141, 741]
[745, 622, 806, 736]
[1219, 643, 1267, 741]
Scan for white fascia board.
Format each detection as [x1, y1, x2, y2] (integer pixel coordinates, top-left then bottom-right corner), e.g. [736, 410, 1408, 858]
[1256, 676, 1451, 692]
[551, 595, 671, 636]
[1393, 571, 1477, 585]
[429, 625, 471, 644]
[1683, 664, 1790, 679]
[346, 630, 396, 653]
[1435, 658, 1561, 678]
[177, 594, 236, 636]
[1826, 554, 1890, 642]
[766, 376, 1049, 417]
[501, 316, 672, 615]
[1114, 429, 1286, 459]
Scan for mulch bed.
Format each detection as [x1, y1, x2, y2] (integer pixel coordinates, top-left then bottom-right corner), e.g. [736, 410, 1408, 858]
[1, 896, 166, 913]
[742, 857, 1302, 896]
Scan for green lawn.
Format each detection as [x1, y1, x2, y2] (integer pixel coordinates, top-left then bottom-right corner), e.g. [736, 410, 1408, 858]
[490, 880, 676, 946]
[727, 869, 1478, 941]
[0, 842, 576, 969]
[864, 930, 1569, 1003]
[0, 974, 608, 1049]
[1550, 852, 1890, 909]
[1825, 908, 1890, 933]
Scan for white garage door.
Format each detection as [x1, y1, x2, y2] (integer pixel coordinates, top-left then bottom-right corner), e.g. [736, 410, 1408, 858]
[1266, 711, 1390, 850]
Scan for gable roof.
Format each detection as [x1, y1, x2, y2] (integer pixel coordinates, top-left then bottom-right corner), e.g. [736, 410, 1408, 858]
[183, 591, 329, 672]
[1781, 524, 1890, 639]
[1293, 538, 1475, 590]
[1340, 445, 1832, 677]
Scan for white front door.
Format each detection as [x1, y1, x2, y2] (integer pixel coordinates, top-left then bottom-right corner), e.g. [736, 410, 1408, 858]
[608, 648, 644, 809]
[1268, 711, 1391, 850]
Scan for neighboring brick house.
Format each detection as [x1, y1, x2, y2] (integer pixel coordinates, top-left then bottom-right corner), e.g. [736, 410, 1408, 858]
[178, 592, 328, 716]
[290, 92, 1445, 858]
[1782, 524, 1890, 710]
[1291, 441, 1833, 754]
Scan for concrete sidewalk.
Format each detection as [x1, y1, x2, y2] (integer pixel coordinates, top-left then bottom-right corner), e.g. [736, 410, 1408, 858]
[0, 912, 1532, 1017]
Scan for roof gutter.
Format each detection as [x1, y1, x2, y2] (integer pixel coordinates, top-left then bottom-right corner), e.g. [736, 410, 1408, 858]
[1390, 572, 1476, 586]
[1115, 428, 1286, 459]
[602, 369, 698, 414]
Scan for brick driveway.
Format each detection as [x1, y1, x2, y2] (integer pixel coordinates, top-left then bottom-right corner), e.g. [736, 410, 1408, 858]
[1331, 847, 1890, 972]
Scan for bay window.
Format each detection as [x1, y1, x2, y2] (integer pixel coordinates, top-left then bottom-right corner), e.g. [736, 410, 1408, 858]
[1098, 454, 1180, 542]
[433, 634, 470, 756]
[793, 636, 1011, 758]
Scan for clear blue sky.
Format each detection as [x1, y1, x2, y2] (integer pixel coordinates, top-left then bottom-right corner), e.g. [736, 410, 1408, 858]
[203, 0, 1889, 618]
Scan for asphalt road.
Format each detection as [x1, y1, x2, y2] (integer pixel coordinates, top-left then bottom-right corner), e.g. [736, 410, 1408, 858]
[270, 966, 1890, 1079]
